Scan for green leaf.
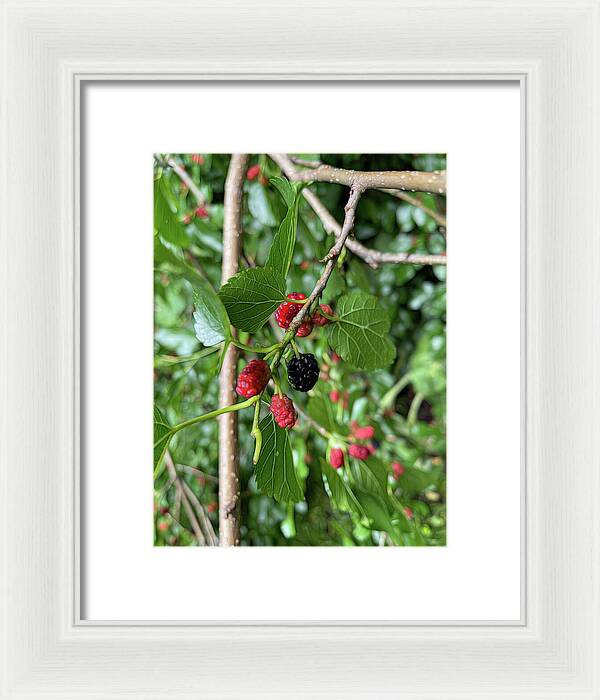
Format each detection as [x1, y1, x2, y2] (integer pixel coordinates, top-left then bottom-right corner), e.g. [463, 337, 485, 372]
[193, 279, 231, 347]
[266, 181, 301, 278]
[321, 460, 366, 518]
[154, 236, 207, 288]
[269, 176, 296, 208]
[154, 179, 188, 246]
[154, 406, 173, 477]
[254, 415, 304, 503]
[322, 461, 351, 512]
[350, 456, 389, 495]
[353, 489, 402, 545]
[307, 393, 340, 435]
[247, 181, 277, 226]
[218, 267, 286, 332]
[326, 292, 396, 370]
[397, 465, 436, 494]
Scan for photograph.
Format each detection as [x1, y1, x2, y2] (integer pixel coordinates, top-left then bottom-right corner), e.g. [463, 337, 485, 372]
[153, 153, 447, 546]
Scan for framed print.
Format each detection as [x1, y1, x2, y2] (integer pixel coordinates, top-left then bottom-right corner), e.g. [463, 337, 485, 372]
[1, 1, 599, 698]
[81, 81, 521, 622]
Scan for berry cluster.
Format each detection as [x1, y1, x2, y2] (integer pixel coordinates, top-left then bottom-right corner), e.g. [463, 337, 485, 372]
[233, 294, 334, 436]
[275, 293, 313, 337]
[274, 292, 334, 338]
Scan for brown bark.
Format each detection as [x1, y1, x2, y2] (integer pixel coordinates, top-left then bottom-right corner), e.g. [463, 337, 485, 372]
[274, 157, 446, 194]
[218, 154, 248, 546]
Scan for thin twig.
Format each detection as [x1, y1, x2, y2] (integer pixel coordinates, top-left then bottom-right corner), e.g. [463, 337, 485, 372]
[289, 156, 322, 168]
[294, 403, 333, 440]
[177, 464, 219, 484]
[269, 154, 446, 267]
[181, 482, 219, 546]
[163, 155, 206, 206]
[284, 183, 364, 339]
[380, 189, 447, 229]
[164, 451, 206, 546]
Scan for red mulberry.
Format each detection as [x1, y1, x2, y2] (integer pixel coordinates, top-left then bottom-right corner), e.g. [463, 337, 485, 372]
[270, 394, 297, 429]
[275, 292, 306, 329]
[312, 304, 333, 327]
[329, 447, 344, 469]
[235, 359, 271, 398]
[348, 444, 370, 461]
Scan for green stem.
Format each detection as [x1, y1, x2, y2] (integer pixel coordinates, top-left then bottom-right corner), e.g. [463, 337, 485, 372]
[264, 347, 280, 361]
[231, 340, 279, 354]
[379, 372, 413, 412]
[154, 345, 221, 367]
[171, 395, 259, 434]
[407, 391, 425, 425]
[251, 399, 263, 464]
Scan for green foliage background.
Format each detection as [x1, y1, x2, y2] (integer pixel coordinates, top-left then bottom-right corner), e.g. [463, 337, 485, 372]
[154, 154, 446, 546]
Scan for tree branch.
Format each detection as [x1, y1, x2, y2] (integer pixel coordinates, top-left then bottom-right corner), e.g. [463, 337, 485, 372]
[294, 402, 334, 440]
[269, 153, 446, 267]
[286, 156, 447, 227]
[181, 481, 219, 547]
[283, 184, 364, 339]
[164, 451, 207, 546]
[275, 158, 446, 194]
[158, 154, 207, 206]
[219, 154, 248, 547]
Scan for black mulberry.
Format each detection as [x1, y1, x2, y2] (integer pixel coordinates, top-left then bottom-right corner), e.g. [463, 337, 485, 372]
[287, 353, 319, 392]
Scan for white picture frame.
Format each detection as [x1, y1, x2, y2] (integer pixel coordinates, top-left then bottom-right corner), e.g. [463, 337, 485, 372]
[1, 1, 598, 698]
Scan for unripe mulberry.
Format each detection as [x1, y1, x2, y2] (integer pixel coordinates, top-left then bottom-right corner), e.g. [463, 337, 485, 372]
[329, 447, 344, 469]
[275, 292, 306, 329]
[195, 205, 209, 218]
[392, 462, 405, 479]
[246, 164, 261, 180]
[235, 359, 271, 398]
[349, 444, 370, 461]
[296, 319, 313, 337]
[270, 394, 297, 429]
[351, 422, 375, 440]
[312, 304, 333, 326]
